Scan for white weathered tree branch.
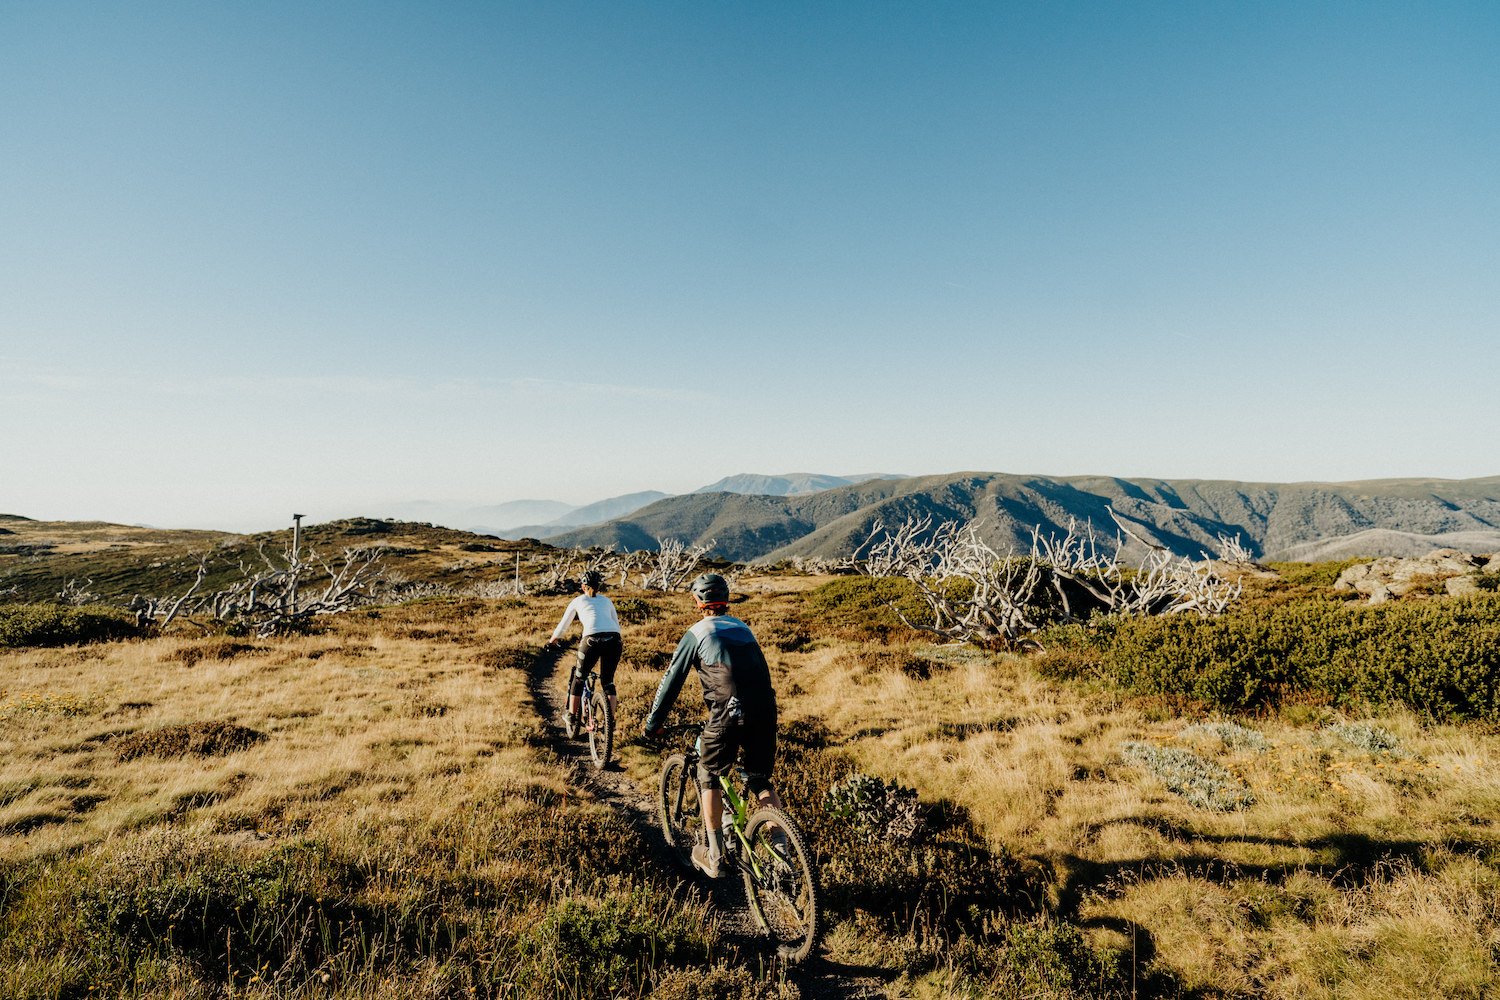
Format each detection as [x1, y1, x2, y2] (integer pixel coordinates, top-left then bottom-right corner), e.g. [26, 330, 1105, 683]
[860, 511, 1243, 648]
[642, 537, 713, 591]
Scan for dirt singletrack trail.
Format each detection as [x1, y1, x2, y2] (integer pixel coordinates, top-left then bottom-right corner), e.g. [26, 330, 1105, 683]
[527, 644, 892, 999]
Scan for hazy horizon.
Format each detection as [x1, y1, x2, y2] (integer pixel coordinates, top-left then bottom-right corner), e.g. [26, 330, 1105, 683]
[9, 465, 1500, 535]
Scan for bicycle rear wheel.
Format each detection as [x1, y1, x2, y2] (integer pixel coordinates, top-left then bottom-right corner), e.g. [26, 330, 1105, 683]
[742, 806, 820, 964]
[586, 686, 613, 768]
[657, 754, 701, 872]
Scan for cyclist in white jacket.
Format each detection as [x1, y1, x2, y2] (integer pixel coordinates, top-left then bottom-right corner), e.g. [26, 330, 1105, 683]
[547, 569, 622, 733]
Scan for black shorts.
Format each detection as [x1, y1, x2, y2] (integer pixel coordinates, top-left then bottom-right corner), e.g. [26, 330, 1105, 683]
[573, 632, 621, 694]
[698, 705, 776, 795]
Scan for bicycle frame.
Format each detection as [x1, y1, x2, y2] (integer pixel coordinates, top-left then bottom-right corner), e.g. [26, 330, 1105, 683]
[657, 732, 821, 964]
[690, 758, 774, 882]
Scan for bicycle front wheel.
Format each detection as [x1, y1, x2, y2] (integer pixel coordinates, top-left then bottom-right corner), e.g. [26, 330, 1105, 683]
[586, 688, 613, 768]
[657, 754, 701, 873]
[561, 664, 579, 739]
[742, 806, 821, 964]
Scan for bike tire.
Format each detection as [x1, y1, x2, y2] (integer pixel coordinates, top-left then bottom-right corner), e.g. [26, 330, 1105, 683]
[562, 663, 579, 739]
[657, 754, 701, 873]
[742, 805, 821, 964]
[586, 685, 613, 769]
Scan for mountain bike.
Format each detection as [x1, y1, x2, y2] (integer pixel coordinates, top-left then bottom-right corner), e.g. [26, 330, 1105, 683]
[563, 663, 613, 769]
[656, 731, 821, 963]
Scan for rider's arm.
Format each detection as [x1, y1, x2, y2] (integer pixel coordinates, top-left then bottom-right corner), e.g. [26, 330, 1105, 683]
[643, 632, 697, 733]
[549, 597, 581, 643]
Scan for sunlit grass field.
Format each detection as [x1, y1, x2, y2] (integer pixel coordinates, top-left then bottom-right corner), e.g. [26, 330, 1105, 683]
[3, 567, 1498, 998]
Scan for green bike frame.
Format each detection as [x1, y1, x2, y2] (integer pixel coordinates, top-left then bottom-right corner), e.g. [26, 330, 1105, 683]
[717, 775, 774, 881]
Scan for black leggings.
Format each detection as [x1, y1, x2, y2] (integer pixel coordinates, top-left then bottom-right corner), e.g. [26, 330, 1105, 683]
[571, 632, 622, 696]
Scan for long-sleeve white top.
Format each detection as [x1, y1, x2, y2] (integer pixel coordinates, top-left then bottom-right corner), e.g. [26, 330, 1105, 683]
[549, 594, 622, 641]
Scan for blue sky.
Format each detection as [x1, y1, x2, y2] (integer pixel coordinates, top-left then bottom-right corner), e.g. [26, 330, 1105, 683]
[3, 2, 1497, 529]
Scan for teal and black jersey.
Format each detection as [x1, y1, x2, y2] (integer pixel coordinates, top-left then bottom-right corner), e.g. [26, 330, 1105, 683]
[644, 614, 776, 732]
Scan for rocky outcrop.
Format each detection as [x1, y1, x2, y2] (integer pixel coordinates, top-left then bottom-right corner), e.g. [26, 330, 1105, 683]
[1334, 549, 1495, 603]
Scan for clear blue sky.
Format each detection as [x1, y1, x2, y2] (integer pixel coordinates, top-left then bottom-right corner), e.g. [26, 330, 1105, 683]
[3, 1, 1497, 529]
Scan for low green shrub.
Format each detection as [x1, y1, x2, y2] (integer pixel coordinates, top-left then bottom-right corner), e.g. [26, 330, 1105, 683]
[802, 577, 931, 641]
[1041, 595, 1500, 721]
[523, 882, 716, 993]
[1265, 559, 1371, 589]
[612, 596, 664, 625]
[1326, 721, 1407, 756]
[949, 918, 1132, 999]
[1121, 742, 1255, 811]
[824, 772, 925, 844]
[0, 831, 391, 990]
[1180, 721, 1270, 753]
[0, 601, 143, 648]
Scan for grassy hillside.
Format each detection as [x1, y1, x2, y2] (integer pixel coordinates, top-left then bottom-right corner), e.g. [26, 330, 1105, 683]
[3, 550, 1498, 997]
[0, 517, 559, 606]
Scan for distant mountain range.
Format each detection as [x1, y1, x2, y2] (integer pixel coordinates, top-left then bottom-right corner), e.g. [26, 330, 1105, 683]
[545, 472, 1500, 563]
[481, 491, 670, 540]
[693, 473, 900, 496]
[382, 473, 904, 537]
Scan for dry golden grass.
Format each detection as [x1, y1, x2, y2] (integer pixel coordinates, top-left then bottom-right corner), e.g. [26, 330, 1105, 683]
[0, 602, 560, 859]
[3, 571, 1498, 998]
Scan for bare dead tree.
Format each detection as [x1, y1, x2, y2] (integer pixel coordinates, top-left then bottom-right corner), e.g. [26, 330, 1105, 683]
[532, 548, 581, 594]
[862, 516, 1047, 648]
[611, 550, 648, 588]
[1213, 533, 1256, 566]
[787, 554, 860, 575]
[642, 537, 713, 592]
[127, 557, 212, 629]
[136, 544, 386, 637]
[56, 578, 101, 606]
[861, 511, 1243, 648]
[1103, 510, 1242, 617]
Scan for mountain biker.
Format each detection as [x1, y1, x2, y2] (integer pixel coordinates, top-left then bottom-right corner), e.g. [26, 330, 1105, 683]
[643, 572, 785, 878]
[547, 569, 622, 734]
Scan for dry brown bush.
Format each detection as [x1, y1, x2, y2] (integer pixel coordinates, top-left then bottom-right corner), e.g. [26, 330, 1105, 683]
[114, 721, 267, 761]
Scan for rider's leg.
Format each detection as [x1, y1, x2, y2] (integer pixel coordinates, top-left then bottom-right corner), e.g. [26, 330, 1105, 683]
[701, 785, 725, 848]
[599, 634, 622, 722]
[570, 638, 599, 719]
[696, 724, 730, 874]
[566, 663, 582, 718]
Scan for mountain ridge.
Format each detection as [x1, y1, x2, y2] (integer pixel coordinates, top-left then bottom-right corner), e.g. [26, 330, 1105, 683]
[546, 471, 1500, 563]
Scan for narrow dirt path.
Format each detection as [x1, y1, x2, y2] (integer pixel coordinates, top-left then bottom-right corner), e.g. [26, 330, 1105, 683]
[527, 645, 892, 999]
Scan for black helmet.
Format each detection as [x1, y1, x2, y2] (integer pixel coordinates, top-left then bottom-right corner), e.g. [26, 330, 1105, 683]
[581, 569, 605, 590]
[690, 572, 730, 607]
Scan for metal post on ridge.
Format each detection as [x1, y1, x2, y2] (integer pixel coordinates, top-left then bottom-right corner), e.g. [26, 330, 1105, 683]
[290, 513, 304, 612]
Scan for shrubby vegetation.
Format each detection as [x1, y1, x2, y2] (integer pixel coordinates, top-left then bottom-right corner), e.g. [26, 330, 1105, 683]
[766, 722, 1133, 996]
[0, 601, 143, 648]
[1121, 742, 1256, 811]
[0, 798, 756, 998]
[800, 577, 930, 641]
[1040, 594, 1500, 721]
